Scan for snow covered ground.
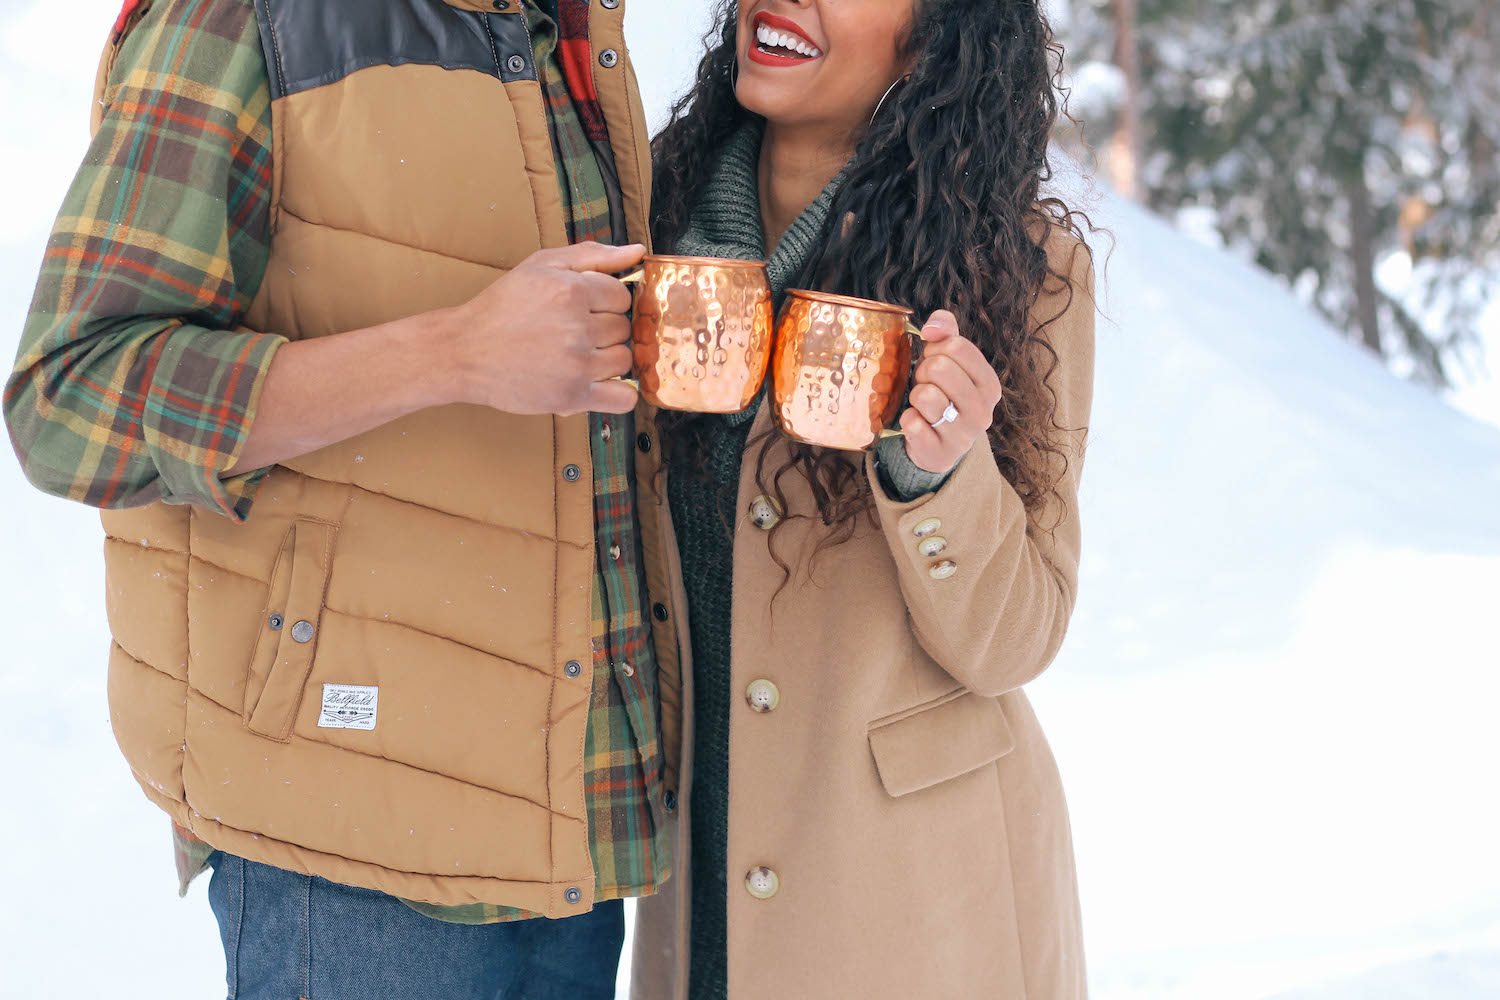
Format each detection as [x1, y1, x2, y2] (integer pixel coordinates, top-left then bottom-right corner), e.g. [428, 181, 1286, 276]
[2, 2, 1498, 998]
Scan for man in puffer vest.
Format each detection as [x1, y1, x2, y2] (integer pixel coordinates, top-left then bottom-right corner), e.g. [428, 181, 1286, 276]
[3, 0, 687, 995]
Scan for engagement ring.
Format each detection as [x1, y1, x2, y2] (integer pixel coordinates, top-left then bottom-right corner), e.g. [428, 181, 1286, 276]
[935, 403, 959, 427]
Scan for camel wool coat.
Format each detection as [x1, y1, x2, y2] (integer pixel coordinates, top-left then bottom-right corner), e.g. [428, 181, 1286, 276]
[632, 229, 1096, 1000]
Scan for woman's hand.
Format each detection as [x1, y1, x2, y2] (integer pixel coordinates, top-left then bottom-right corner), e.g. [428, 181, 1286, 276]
[897, 310, 1004, 475]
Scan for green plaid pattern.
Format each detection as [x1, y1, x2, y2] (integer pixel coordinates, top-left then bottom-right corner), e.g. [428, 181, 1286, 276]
[6, 0, 663, 922]
[3, 0, 280, 521]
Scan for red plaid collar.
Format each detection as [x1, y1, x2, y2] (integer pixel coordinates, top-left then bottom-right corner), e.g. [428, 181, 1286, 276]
[552, 0, 610, 143]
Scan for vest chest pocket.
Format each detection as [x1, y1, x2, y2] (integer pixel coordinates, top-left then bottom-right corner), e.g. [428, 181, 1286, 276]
[243, 518, 338, 741]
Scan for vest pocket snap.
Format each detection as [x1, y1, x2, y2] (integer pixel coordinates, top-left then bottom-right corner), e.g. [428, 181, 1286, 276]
[244, 518, 339, 741]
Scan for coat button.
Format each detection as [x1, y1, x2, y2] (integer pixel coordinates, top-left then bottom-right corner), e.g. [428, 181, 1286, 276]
[563, 464, 581, 482]
[506, 54, 526, 74]
[565, 886, 582, 904]
[290, 620, 315, 643]
[636, 432, 652, 453]
[912, 517, 942, 538]
[745, 866, 780, 900]
[917, 535, 948, 557]
[745, 679, 780, 713]
[598, 48, 619, 69]
[663, 788, 678, 812]
[928, 560, 958, 580]
[267, 613, 284, 631]
[748, 494, 781, 530]
[564, 660, 582, 678]
[652, 602, 669, 622]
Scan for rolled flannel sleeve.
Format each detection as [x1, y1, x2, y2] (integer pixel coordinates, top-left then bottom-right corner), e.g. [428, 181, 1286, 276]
[2, 0, 282, 522]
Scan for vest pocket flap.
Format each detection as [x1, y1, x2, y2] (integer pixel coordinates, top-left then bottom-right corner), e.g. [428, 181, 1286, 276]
[867, 691, 1016, 798]
[247, 518, 338, 741]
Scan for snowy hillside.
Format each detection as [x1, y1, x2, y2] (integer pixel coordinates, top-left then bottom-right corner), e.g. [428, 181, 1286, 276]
[2, 2, 1498, 998]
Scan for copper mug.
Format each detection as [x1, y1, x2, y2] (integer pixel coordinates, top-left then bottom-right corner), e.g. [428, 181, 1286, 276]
[771, 289, 925, 451]
[619, 255, 774, 412]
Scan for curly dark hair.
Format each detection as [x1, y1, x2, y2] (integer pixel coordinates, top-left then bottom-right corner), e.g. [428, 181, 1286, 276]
[651, 0, 1092, 564]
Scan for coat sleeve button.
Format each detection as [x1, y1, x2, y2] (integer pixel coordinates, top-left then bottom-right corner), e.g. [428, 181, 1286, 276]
[745, 866, 780, 899]
[917, 535, 947, 557]
[928, 560, 958, 580]
[912, 516, 942, 538]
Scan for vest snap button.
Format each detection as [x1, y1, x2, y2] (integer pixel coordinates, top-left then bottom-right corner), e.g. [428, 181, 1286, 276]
[565, 886, 583, 904]
[564, 660, 582, 678]
[491, 0, 509, 9]
[563, 464, 581, 482]
[652, 602, 669, 622]
[663, 789, 678, 812]
[636, 432, 652, 453]
[506, 54, 526, 75]
[598, 48, 619, 69]
[601, 0, 619, 7]
[267, 613, 284, 631]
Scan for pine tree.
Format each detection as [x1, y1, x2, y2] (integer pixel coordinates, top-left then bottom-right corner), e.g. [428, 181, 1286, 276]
[1063, 0, 1500, 384]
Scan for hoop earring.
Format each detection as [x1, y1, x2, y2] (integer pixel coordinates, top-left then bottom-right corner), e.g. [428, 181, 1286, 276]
[870, 74, 910, 126]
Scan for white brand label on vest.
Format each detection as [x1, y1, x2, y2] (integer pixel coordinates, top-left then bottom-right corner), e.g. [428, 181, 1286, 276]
[318, 684, 378, 731]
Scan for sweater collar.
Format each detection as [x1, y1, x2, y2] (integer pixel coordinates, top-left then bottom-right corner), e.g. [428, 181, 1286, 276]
[675, 121, 848, 302]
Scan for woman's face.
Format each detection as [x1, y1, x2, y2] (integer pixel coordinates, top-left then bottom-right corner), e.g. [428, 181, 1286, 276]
[735, 0, 918, 135]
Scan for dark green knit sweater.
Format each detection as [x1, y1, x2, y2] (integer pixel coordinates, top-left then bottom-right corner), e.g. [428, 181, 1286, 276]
[665, 123, 946, 1000]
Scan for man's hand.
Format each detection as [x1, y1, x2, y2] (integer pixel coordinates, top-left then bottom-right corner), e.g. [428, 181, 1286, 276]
[444, 242, 646, 415]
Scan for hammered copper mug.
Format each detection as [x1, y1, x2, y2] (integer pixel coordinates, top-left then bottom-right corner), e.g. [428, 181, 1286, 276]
[619, 255, 774, 412]
[771, 289, 924, 451]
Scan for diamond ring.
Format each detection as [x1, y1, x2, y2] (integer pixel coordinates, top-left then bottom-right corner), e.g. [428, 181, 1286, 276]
[934, 403, 959, 427]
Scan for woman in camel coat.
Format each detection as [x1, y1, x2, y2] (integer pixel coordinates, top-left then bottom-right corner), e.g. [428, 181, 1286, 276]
[634, 0, 1096, 996]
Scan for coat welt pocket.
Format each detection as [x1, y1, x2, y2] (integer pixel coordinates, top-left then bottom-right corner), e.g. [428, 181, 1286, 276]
[244, 518, 338, 741]
[867, 690, 1016, 798]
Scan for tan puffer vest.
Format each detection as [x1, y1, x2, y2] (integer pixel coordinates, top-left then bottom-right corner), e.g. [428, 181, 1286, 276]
[93, 0, 684, 917]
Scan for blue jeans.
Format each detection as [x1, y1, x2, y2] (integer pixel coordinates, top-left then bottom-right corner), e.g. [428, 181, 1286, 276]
[207, 852, 624, 1000]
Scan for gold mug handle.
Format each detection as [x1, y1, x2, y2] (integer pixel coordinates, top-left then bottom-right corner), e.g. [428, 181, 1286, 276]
[878, 320, 928, 438]
[606, 268, 647, 389]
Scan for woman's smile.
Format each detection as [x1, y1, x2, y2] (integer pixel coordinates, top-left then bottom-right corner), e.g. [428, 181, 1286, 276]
[749, 11, 824, 65]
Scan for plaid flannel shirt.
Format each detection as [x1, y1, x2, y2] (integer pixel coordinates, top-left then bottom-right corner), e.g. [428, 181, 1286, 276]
[6, 0, 665, 923]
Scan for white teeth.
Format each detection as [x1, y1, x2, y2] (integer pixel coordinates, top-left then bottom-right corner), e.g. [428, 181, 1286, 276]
[755, 22, 821, 57]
